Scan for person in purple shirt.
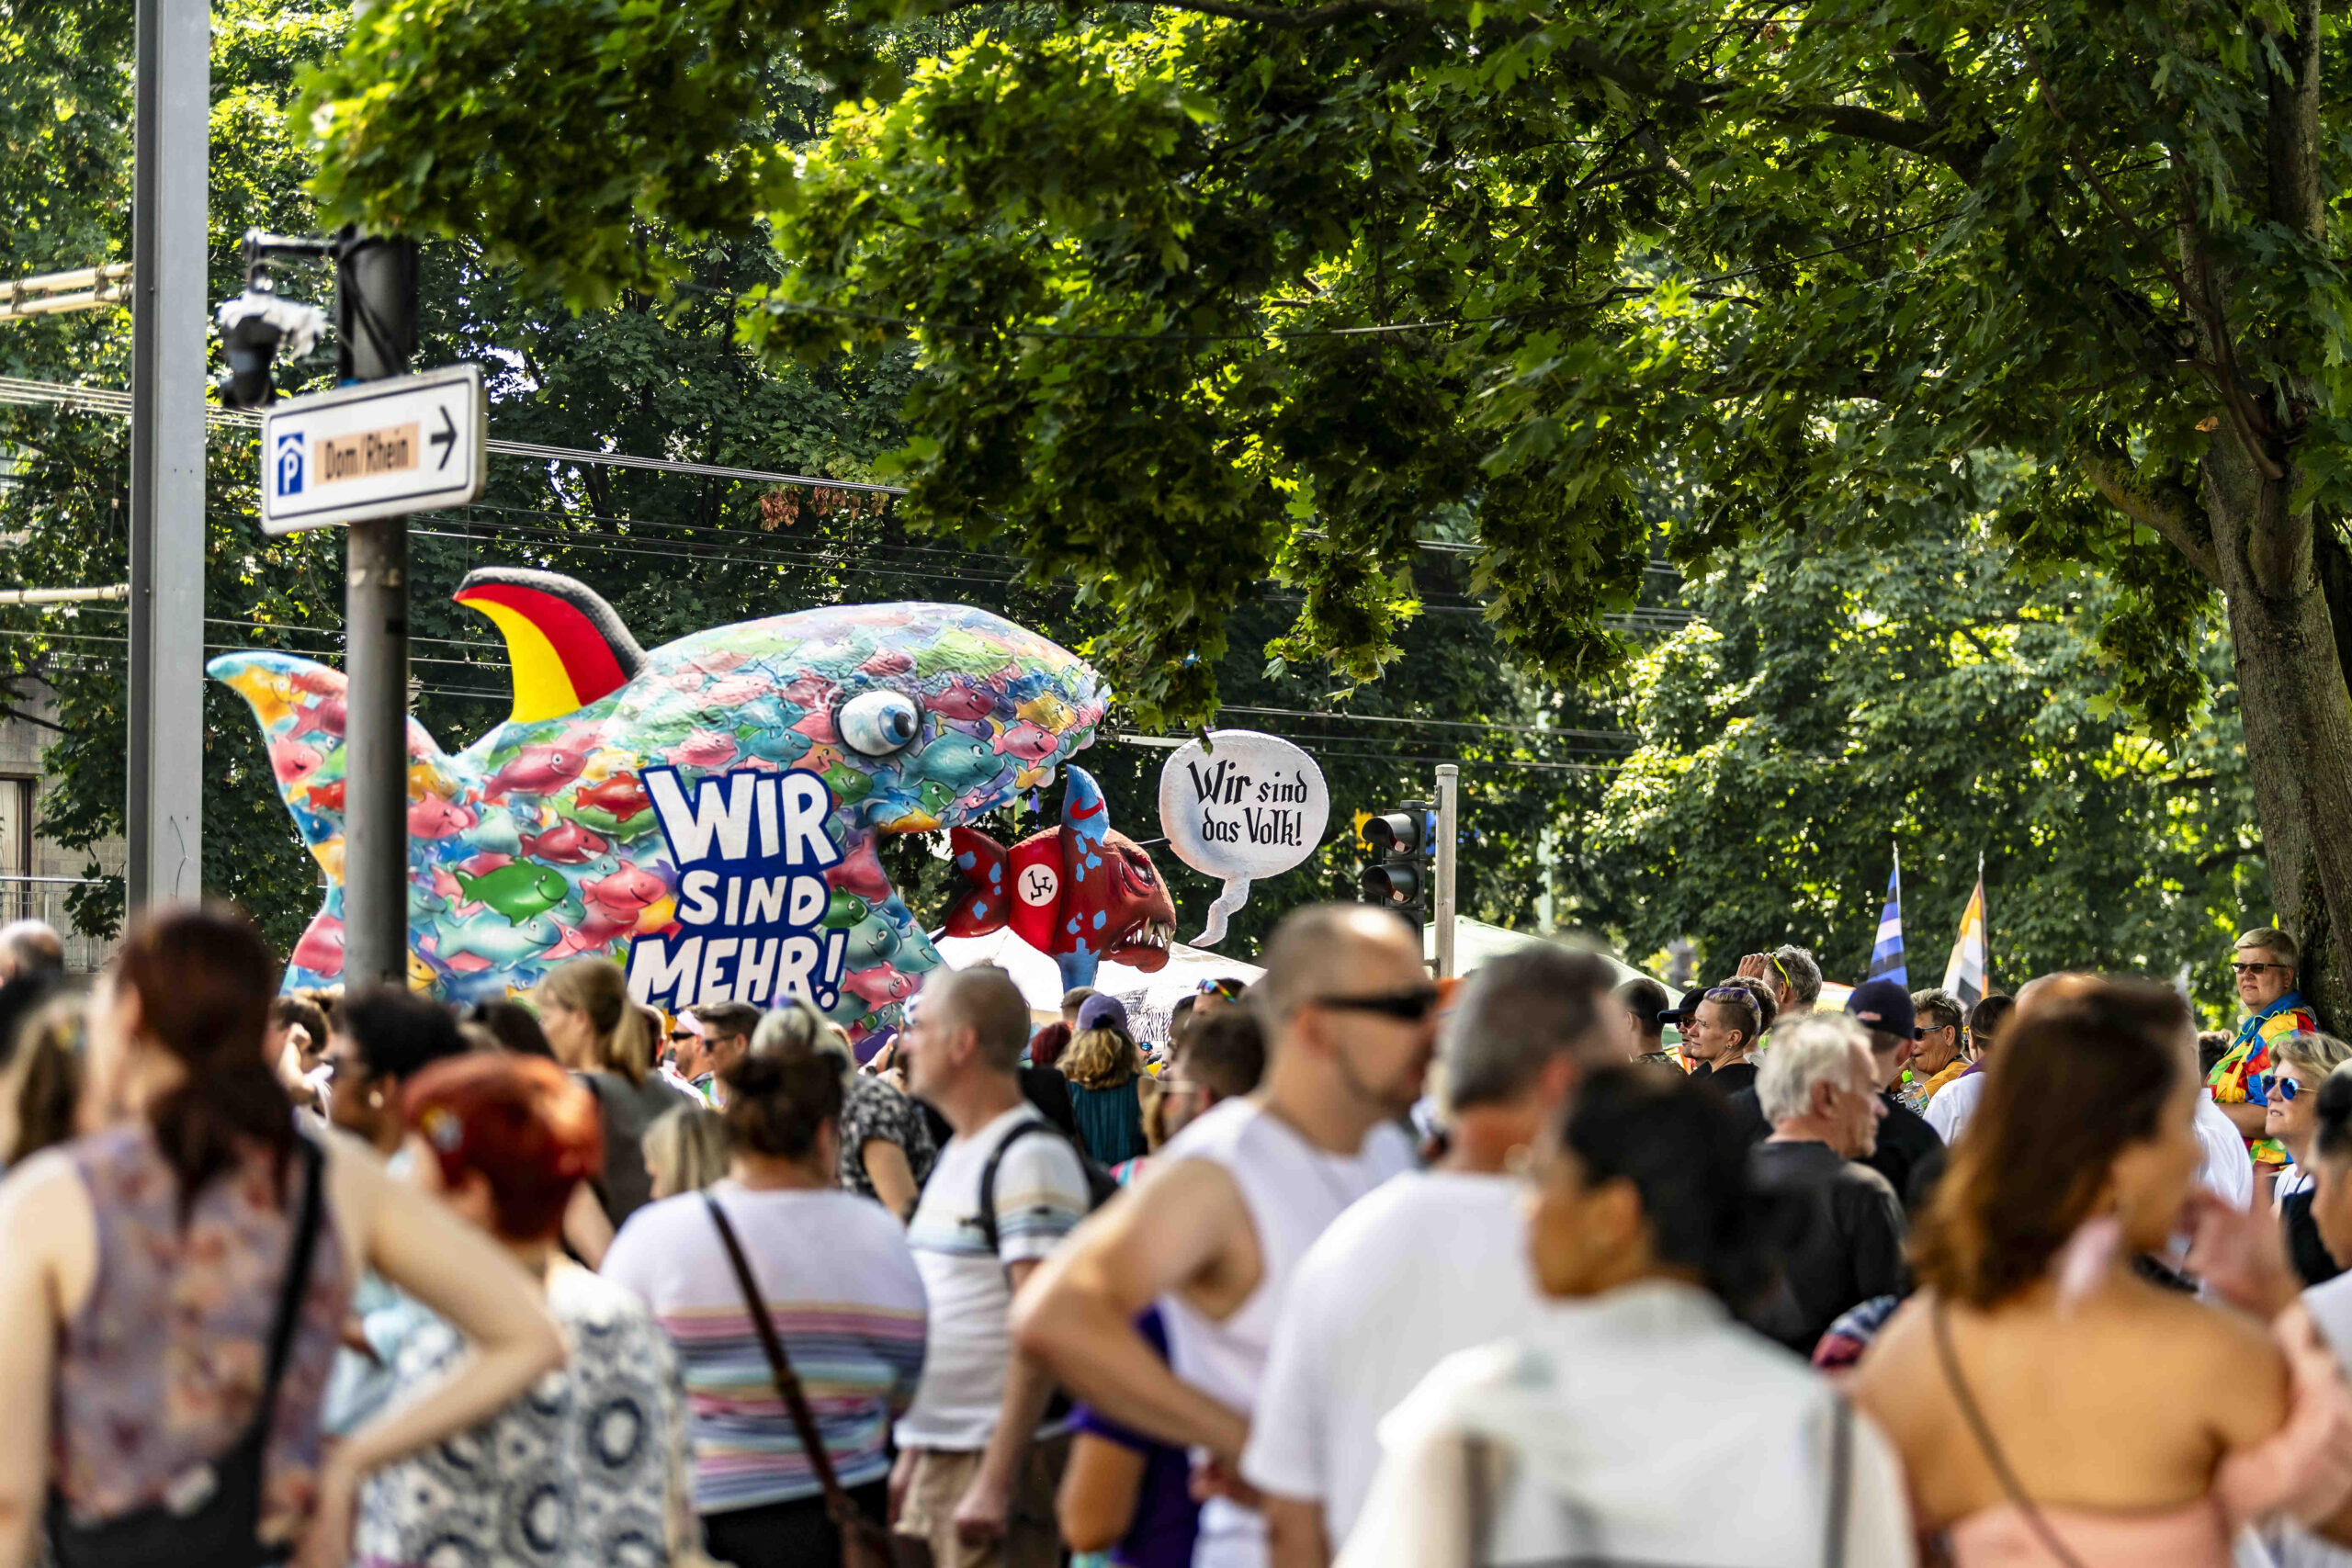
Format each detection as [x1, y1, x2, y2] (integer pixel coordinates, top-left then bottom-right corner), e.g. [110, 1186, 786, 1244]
[1057, 1308, 1200, 1568]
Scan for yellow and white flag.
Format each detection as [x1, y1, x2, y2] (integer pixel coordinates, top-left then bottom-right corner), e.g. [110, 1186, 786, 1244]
[1940, 862, 1987, 1009]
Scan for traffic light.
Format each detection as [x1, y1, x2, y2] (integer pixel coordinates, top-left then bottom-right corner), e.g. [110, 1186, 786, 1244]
[1357, 803, 1435, 925]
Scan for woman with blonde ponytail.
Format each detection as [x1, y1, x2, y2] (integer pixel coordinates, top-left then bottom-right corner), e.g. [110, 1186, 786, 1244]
[535, 958, 694, 1245]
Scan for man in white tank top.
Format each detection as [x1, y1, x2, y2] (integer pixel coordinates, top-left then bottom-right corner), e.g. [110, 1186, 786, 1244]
[1014, 906, 1433, 1568]
[1243, 943, 1624, 1568]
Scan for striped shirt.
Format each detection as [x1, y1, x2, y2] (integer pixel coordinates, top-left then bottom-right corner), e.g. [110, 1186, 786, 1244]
[897, 1103, 1091, 1450]
[603, 1184, 927, 1513]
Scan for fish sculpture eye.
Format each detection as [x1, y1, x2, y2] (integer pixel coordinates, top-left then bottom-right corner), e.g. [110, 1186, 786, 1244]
[839, 689, 922, 756]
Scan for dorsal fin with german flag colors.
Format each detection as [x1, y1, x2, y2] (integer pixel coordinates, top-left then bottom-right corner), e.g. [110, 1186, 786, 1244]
[453, 568, 647, 725]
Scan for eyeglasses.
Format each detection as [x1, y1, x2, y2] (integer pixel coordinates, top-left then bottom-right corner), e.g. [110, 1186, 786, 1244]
[1198, 977, 1248, 999]
[2232, 961, 2291, 976]
[1312, 986, 1442, 1022]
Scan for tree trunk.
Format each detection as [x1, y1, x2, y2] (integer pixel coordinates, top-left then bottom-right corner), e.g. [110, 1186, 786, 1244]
[2210, 468, 2352, 1027]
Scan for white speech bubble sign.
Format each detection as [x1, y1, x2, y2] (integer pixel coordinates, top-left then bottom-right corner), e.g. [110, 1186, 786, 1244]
[1158, 730, 1329, 946]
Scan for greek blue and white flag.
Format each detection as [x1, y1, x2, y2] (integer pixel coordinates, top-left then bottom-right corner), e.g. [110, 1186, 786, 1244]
[1867, 854, 1906, 987]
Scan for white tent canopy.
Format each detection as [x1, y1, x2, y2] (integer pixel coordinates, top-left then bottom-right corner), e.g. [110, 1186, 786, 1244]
[933, 930, 1263, 1044]
[1424, 918, 1682, 1003]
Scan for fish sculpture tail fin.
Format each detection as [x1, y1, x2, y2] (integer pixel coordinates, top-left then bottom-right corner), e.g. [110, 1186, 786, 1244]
[943, 826, 1012, 936]
[206, 651, 452, 855]
[454, 567, 645, 727]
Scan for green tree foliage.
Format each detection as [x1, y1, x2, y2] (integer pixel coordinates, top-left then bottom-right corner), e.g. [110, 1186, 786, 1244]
[300, 0, 2352, 1015]
[1576, 522, 2258, 1015]
[3, 0, 1589, 963]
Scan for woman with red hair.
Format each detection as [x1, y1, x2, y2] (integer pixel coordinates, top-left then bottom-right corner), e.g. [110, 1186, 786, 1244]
[354, 1053, 697, 1567]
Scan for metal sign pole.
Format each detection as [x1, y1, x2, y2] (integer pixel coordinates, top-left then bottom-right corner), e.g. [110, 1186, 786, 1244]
[1434, 763, 1459, 978]
[342, 517, 409, 987]
[125, 0, 208, 911]
[336, 237, 418, 989]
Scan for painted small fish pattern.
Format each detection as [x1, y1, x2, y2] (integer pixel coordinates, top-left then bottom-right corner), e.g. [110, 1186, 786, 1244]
[209, 596, 1114, 1041]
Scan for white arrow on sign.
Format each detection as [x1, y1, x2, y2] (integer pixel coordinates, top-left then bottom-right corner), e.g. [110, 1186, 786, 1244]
[258, 362, 486, 536]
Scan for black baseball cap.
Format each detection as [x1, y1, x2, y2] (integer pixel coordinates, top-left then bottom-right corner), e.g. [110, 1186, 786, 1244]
[1845, 977, 1917, 1041]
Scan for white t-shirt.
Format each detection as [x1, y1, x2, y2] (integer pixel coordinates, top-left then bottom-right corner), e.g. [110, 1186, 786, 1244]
[1923, 1070, 1984, 1145]
[600, 1184, 927, 1509]
[1242, 1172, 1540, 1546]
[2195, 1089, 2256, 1211]
[896, 1103, 1091, 1450]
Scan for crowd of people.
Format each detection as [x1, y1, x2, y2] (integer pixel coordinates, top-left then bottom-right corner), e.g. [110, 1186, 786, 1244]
[7, 905, 2352, 1567]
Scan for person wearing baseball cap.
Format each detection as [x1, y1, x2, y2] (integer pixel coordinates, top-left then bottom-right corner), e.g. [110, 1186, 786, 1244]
[1845, 978, 1946, 1207]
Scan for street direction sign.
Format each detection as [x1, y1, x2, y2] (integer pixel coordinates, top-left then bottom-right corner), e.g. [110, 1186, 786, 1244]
[258, 362, 484, 536]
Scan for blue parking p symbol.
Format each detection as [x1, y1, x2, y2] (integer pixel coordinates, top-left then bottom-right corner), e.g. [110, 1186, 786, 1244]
[274, 432, 304, 497]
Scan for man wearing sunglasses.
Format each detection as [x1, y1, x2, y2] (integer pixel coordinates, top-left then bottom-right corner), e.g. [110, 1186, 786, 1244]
[1014, 905, 1430, 1568]
[1244, 943, 1621, 1568]
[2211, 926, 2318, 1180]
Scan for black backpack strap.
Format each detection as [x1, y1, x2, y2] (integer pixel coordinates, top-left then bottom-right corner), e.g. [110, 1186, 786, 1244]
[973, 1117, 1068, 1258]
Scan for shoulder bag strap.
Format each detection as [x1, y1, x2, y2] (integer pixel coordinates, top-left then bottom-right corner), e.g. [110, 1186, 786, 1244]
[701, 1193, 869, 1542]
[1930, 1296, 2089, 1568]
[1820, 1393, 1851, 1568]
[251, 1134, 327, 1444]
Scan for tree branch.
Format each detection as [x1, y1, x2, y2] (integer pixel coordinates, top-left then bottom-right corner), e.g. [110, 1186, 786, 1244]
[0, 704, 66, 735]
[2076, 447, 2223, 587]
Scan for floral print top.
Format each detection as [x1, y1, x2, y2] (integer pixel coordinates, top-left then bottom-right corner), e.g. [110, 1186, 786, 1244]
[354, 1264, 695, 1568]
[837, 1073, 936, 1201]
[52, 1123, 349, 1543]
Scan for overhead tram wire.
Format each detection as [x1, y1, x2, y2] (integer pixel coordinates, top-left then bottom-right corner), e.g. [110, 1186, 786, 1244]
[0, 629, 1608, 774]
[0, 376, 1718, 581]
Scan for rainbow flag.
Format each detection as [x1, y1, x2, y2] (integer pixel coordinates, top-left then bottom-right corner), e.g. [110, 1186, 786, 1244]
[1867, 853, 1906, 987]
[1941, 861, 1987, 1009]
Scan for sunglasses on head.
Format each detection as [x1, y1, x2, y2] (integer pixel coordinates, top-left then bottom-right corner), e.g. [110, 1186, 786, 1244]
[1198, 977, 1248, 999]
[1313, 985, 1442, 1022]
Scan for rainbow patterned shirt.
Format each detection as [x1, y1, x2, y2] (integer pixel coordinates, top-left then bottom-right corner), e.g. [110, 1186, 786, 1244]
[602, 1185, 928, 1511]
[2212, 992, 2317, 1168]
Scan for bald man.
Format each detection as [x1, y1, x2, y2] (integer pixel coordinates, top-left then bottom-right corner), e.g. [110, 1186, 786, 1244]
[1014, 905, 1434, 1568]
[895, 965, 1094, 1568]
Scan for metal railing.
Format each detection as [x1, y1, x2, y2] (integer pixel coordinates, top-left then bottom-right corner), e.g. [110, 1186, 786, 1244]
[0, 874, 113, 969]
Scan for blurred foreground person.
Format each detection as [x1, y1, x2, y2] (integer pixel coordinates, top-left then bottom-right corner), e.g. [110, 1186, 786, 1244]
[1855, 978, 2352, 1564]
[1338, 1066, 1916, 1568]
[0, 985, 80, 1171]
[643, 1102, 730, 1201]
[605, 1000, 926, 1565]
[1016, 905, 1429, 1568]
[0, 904, 561, 1568]
[0, 918, 62, 982]
[1246, 943, 1621, 1568]
[319, 987, 472, 1435]
[1747, 1014, 1905, 1353]
[356, 1055, 696, 1566]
